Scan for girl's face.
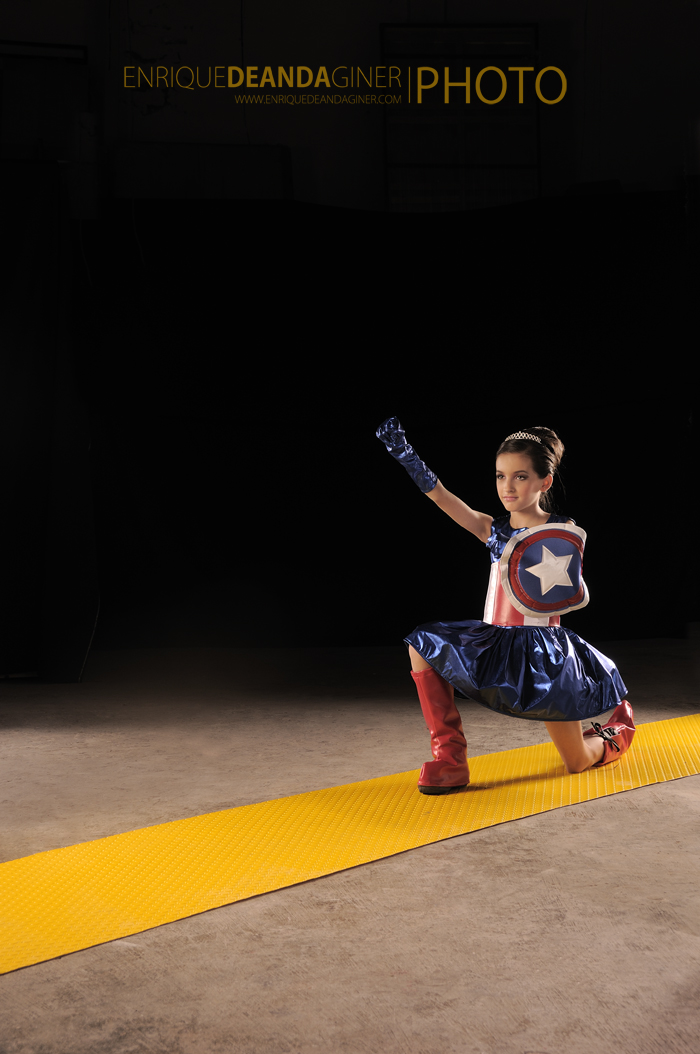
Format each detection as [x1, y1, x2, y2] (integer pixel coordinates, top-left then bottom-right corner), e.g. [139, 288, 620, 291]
[495, 452, 552, 515]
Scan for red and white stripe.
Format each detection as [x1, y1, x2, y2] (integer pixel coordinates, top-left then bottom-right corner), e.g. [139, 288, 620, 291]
[483, 562, 560, 627]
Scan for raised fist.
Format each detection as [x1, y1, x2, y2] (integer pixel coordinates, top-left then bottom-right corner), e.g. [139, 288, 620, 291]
[375, 417, 437, 494]
[375, 416, 407, 453]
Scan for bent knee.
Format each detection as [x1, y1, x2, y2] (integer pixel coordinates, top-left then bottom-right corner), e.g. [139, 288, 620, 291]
[565, 760, 590, 774]
[563, 752, 594, 774]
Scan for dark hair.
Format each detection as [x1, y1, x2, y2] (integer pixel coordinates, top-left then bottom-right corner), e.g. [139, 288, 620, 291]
[495, 427, 565, 513]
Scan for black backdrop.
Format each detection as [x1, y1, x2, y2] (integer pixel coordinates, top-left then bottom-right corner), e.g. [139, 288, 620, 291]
[1, 168, 694, 678]
[78, 192, 693, 649]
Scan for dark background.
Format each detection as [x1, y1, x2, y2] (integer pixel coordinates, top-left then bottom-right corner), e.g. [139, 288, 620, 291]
[1, 1, 697, 680]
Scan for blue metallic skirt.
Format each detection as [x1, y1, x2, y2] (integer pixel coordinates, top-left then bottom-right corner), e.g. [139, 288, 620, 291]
[404, 619, 628, 722]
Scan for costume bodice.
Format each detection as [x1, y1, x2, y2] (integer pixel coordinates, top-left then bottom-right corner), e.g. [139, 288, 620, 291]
[486, 514, 574, 562]
[483, 514, 575, 627]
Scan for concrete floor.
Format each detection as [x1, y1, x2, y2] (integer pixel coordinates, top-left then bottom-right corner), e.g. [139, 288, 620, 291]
[1, 632, 699, 1054]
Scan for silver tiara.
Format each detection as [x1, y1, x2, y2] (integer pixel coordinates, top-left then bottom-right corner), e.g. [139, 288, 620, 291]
[504, 431, 542, 444]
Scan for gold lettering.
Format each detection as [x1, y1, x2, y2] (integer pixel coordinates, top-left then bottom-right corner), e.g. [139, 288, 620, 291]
[444, 68, 470, 104]
[535, 67, 567, 104]
[508, 67, 534, 104]
[475, 67, 507, 104]
[176, 67, 194, 90]
[416, 67, 438, 104]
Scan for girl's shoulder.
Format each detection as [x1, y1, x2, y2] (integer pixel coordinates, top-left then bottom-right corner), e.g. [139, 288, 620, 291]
[485, 514, 511, 558]
[486, 514, 509, 544]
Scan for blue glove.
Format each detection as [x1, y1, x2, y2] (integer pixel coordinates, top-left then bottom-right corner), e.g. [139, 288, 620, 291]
[376, 417, 437, 493]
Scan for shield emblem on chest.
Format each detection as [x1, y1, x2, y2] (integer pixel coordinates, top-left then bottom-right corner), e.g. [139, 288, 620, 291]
[499, 523, 589, 617]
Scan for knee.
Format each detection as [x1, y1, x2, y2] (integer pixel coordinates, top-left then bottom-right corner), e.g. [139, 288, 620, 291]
[564, 759, 589, 775]
[563, 751, 595, 774]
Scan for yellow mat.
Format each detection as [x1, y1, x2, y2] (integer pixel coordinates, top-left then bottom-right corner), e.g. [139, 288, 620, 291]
[2, 714, 699, 975]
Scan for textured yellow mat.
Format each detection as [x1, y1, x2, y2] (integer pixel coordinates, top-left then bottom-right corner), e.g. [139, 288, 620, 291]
[2, 714, 699, 974]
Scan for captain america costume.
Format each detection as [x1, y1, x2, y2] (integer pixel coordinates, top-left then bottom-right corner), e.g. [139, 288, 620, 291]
[404, 514, 628, 723]
[376, 415, 635, 790]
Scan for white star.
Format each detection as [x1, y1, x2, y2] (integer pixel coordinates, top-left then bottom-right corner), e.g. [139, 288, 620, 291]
[524, 546, 573, 595]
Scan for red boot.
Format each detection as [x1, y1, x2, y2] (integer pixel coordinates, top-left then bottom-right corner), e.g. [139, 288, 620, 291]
[411, 667, 470, 794]
[583, 700, 635, 766]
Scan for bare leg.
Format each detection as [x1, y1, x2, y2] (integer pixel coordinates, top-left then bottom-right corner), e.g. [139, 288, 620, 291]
[545, 720, 605, 773]
[408, 645, 431, 672]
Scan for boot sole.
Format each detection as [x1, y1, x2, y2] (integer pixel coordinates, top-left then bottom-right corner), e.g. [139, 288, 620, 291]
[418, 784, 468, 795]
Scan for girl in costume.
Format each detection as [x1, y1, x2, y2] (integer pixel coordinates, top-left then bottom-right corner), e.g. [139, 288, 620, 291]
[376, 417, 635, 795]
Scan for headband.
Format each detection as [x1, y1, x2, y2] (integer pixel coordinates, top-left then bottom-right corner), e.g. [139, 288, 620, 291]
[504, 431, 542, 444]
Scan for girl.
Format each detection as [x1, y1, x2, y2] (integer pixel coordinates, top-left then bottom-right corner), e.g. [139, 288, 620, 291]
[376, 417, 635, 795]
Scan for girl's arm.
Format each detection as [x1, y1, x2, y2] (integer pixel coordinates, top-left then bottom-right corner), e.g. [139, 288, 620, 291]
[376, 417, 492, 542]
[425, 480, 493, 542]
